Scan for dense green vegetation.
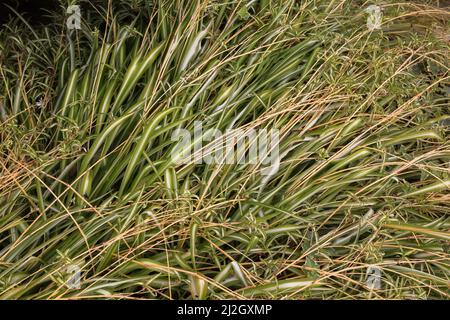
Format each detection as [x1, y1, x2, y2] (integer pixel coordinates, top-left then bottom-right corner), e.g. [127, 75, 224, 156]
[0, 0, 449, 299]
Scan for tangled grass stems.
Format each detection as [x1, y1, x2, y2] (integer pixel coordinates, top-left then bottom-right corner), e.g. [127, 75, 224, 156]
[0, 0, 449, 299]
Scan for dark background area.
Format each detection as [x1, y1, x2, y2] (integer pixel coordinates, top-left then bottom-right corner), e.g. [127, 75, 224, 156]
[0, 0, 142, 27]
[0, 0, 60, 25]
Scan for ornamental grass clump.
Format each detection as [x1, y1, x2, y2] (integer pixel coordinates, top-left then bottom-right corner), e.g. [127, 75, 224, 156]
[0, 0, 449, 299]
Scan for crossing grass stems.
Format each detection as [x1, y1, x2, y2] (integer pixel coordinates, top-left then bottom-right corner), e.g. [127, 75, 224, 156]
[0, 0, 449, 299]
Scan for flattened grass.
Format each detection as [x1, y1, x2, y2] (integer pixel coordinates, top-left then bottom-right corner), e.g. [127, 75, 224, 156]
[0, 0, 449, 299]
